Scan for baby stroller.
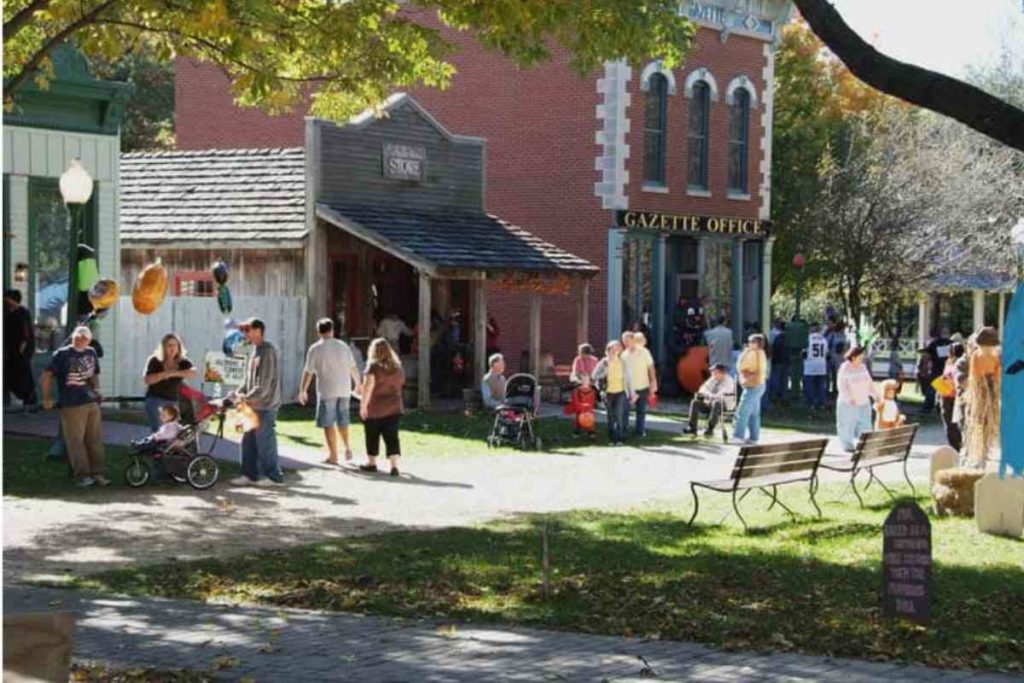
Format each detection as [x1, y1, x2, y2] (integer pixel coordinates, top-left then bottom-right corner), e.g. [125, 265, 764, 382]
[486, 373, 542, 450]
[124, 391, 227, 490]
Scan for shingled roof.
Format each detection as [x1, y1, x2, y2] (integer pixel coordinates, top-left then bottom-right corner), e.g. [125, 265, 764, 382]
[120, 148, 305, 245]
[317, 203, 597, 276]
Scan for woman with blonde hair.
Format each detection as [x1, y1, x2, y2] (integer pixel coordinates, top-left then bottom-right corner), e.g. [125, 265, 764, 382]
[142, 333, 196, 430]
[592, 339, 634, 445]
[732, 334, 768, 445]
[358, 338, 406, 476]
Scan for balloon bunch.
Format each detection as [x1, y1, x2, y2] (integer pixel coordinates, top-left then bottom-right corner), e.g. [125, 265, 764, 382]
[212, 260, 232, 314]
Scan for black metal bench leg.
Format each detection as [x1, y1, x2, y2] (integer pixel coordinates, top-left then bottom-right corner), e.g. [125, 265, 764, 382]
[903, 459, 917, 496]
[809, 477, 823, 518]
[851, 471, 865, 509]
[732, 489, 748, 532]
[766, 484, 779, 511]
[687, 483, 701, 526]
[759, 487, 796, 519]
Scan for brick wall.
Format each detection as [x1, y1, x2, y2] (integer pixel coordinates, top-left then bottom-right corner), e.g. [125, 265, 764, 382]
[173, 23, 769, 366]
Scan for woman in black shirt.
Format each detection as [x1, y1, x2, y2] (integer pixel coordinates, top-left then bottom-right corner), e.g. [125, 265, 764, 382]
[143, 333, 197, 430]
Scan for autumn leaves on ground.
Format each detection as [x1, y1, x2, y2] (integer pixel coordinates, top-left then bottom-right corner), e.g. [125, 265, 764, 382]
[73, 485, 1024, 674]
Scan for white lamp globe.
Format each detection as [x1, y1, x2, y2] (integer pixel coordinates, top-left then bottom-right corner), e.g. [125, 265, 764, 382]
[59, 158, 93, 205]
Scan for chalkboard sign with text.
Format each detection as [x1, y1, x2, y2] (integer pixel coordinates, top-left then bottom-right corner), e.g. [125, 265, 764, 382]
[882, 501, 932, 623]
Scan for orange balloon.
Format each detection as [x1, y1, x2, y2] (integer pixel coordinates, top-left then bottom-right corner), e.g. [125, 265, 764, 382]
[132, 258, 168, 315]
[676, 346, 710, 394]
[578, 410, 596, 430]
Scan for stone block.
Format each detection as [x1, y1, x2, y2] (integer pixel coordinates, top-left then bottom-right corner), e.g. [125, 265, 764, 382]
[3, 612, 75, 683]
[975, 473, 1024, 538]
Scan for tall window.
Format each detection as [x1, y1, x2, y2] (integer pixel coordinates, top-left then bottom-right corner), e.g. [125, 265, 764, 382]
[643, 73, 668, 185]
[687, 81, 710, 190]
[728, 89, 751, 193]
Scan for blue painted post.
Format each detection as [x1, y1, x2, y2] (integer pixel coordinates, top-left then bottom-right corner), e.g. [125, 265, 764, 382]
[652, 234, 666, 365]
[606, 229, 624, 342]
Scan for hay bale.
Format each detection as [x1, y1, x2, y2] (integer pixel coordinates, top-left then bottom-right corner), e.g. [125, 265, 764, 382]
[933, 468, 986, 517]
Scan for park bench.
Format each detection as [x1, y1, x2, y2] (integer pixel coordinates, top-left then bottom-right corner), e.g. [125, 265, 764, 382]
[687, 438, 829, 531]
[818, 424, 918, 508]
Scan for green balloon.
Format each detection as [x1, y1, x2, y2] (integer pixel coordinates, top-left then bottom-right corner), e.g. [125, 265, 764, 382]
[77, 258, 99, 292]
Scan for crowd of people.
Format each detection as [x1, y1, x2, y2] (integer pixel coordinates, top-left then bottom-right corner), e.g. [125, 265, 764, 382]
[10, 289, 1005, 487]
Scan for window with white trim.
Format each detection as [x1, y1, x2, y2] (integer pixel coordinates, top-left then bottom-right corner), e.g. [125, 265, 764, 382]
[643, 73, 668, 185]
[728, 88, 750, 193]
[687, 81, 710, 190]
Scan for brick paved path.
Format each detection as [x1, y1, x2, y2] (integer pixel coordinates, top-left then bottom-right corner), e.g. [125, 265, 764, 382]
[5, 586, 1012, 682]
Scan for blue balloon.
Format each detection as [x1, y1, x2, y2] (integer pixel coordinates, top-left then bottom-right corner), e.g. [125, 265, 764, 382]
[222, 329, 245, 356]
[224, 317, 238, 329]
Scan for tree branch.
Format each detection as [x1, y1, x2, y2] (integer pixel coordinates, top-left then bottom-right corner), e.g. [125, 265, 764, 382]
[3, 0, 118, 100]
[793, 0, 1024, 152]
[3, 0, 52, 40]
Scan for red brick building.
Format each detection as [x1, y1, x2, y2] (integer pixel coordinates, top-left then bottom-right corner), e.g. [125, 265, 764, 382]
[174, 0, 791, 382]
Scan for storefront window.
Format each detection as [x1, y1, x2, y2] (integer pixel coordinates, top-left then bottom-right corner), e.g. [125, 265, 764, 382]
[29, 179, 69, 352]
[728, 89, 750, 193]
[643, 73, 668, 185]
[622, 236, 654, 331]
[704, 240, 732, 322]
[688, 81, 710, 190]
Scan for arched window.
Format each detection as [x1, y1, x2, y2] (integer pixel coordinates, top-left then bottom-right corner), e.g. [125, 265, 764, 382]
[728, 88, 750, 193]
[687, 81, 710, 190]
[643, 73, 668, 185]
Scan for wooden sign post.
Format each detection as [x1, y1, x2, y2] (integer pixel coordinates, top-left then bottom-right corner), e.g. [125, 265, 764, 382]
[882, 501, 932, 623]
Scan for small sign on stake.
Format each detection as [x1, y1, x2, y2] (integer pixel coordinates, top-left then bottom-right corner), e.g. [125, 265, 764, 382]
[882, 501, 931, 623]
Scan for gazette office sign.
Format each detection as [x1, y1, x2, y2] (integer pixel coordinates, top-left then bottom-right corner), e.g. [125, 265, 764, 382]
[382, 142, 426, 182]
[616, 210, 771, 237]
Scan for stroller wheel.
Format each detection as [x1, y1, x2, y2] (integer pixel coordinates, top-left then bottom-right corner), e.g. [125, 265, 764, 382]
[186, 455, 219, 490]
[125, 457, 150, 488]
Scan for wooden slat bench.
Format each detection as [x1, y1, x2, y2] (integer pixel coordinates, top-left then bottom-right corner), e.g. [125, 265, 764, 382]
[687, 438, 830, 531]
[819, 424, 918, 507]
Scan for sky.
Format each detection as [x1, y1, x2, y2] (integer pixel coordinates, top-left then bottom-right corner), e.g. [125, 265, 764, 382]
[829, 0, 1024, 77]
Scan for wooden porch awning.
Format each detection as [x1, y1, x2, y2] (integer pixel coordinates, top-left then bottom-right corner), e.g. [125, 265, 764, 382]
[316, 202, 597, 278]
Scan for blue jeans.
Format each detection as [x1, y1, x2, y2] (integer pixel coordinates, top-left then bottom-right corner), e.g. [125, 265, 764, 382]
[240, 408, 283, 482]
[605, 392, 627, 443]
[145, 396, 178, 431]
[837, 402, 873, 451]
[803, 375, 827, 408]
[633, 388, 649, 436]
[733, 383, 766, 443]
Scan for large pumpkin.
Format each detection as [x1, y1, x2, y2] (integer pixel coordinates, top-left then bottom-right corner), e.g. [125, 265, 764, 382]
[675, 346, 710, 394]
[132, 258, 168, 315]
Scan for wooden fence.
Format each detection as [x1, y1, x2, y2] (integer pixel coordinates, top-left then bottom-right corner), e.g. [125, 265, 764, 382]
[115, 296, 308, 402]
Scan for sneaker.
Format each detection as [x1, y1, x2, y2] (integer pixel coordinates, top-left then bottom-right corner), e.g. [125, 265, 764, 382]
[358, 464, 379, 473]
[93, 475, 112, 487]
[703, 429, 715, 438]
[255, 478, 285, 487]
[390, 466, 400, 477]
[229, 476, 256, 486]
[76, 476, 95, 488]
[744, 439, 758, 446]
[681, 427, 696, 436]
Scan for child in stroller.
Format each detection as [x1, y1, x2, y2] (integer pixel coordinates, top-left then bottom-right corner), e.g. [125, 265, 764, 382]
[125, 389, 224, 490]
[486, 373, 542, 450]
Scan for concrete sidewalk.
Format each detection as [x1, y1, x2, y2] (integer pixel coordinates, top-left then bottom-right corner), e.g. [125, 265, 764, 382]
[5, 586, 1012, 682]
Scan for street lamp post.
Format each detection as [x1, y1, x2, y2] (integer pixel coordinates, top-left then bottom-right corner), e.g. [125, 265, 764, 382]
[792, 253, 805, 320]
[59, 159, 93, 335]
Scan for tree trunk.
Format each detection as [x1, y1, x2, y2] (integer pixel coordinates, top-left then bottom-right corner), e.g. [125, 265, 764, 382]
[794, 0, 1024, 152]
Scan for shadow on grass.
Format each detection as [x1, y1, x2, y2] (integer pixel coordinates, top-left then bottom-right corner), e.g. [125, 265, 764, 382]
[74, 493, 1024, 673]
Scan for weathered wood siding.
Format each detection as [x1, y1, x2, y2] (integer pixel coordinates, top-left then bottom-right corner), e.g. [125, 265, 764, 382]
[121, 248, 306, 297]
[114, 295, 308, 401]
[316, 103, 484, 212]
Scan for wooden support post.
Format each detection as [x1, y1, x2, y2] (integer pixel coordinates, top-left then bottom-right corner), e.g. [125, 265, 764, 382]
[575, 279, 590, 348]
[474, 279, 487, 385]
[418, 271, 431, 408]
[998, 291, 1006, 340]
[973, 289, 985, 331]
[529, 293, 542, 379]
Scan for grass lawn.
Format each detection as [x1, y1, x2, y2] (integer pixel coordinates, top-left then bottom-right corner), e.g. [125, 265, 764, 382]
[272, 405, 696, 456]
[2, 436, 239, 497]
[73, 486, 1023, 673]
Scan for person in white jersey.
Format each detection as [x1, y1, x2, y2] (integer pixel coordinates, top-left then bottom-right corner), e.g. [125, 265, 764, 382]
[802, 323, 829, 410]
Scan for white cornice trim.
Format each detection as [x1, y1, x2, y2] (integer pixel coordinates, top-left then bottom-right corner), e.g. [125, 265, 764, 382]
[683, 68, 720, 101]
[726, 75, 759, 108]
[639, 60, 678, 96]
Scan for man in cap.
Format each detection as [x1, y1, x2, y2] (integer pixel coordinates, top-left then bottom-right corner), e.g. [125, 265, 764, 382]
[682, 363, 735, 437]
[39, 325, 108, 487]
[230, 318, 285, 486]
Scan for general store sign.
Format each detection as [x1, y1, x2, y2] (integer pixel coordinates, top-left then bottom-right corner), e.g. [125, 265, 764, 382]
[382, 142, 426, 182]
[616, 210, 771, 237]
[203, 351, 246, 387]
